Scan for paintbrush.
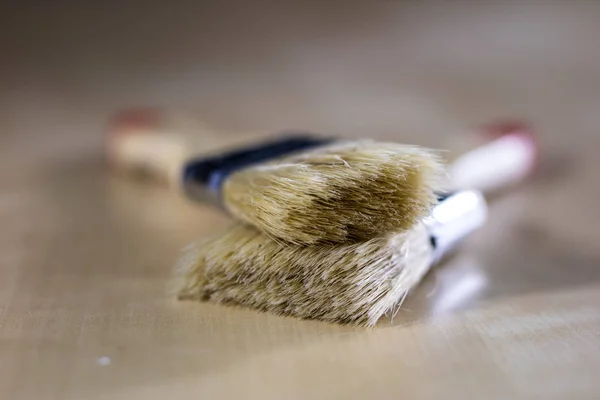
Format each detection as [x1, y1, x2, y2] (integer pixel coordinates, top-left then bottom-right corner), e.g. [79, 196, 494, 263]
[107, 110, 444, 245]
[175, 190, 486, 326]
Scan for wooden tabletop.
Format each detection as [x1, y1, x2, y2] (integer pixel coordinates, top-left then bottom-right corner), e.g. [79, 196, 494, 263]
[1, 2, 600, 399]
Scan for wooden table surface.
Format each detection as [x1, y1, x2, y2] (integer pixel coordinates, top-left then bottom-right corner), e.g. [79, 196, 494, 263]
[1, 2, 600, 399]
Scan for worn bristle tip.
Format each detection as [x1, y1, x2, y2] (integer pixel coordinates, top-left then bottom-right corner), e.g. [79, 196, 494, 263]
[174, 223, 433, 327]
[221, 140, 445, 245]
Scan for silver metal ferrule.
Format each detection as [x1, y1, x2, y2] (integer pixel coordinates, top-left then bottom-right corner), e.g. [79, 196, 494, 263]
[425, 190, 488, 263]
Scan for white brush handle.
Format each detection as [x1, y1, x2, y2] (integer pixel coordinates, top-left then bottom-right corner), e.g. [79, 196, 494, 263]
[449, 124, 538, 194]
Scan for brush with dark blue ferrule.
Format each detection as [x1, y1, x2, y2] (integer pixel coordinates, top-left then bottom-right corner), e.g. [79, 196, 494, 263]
[177, 133, 445, 245]
[106, 110, 446, 244]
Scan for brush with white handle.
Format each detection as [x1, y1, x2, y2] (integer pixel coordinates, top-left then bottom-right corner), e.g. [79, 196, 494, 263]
[175, 189, 487, 326]
[449, 121, 538, 193]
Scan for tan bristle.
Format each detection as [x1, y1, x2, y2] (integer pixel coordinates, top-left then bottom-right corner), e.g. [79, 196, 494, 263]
[222, 141, 444, 245]
[174, 223, 433, 327]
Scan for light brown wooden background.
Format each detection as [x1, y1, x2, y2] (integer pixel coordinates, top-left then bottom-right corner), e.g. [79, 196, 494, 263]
[1, 1, 599, 399]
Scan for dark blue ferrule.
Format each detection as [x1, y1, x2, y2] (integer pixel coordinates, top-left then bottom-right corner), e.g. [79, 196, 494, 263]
[182, 133, 332, 195]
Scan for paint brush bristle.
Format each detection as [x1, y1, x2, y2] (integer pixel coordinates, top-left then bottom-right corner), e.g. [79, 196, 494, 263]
[175, 223, 433, 327]
[222, 140, 444, 245]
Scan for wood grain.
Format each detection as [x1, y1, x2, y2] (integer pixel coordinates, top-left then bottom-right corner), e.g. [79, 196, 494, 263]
[1, 2, 600, 399]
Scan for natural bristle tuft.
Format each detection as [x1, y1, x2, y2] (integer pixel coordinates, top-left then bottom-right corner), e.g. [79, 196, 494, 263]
[175, 223, 433, 327]
[222, 141, 445, 245]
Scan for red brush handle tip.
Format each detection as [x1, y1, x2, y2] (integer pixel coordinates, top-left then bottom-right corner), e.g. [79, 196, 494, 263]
[479, 120, 540, 172]
[107, 107, 165, 137]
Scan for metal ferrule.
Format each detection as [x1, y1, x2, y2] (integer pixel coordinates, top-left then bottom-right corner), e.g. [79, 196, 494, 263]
[426, 190, 488, 263]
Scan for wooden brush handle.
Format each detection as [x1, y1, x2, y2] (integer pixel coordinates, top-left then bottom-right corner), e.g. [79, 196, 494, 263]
[106, 108, 260, 186]
[106, 108, 206, 185]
